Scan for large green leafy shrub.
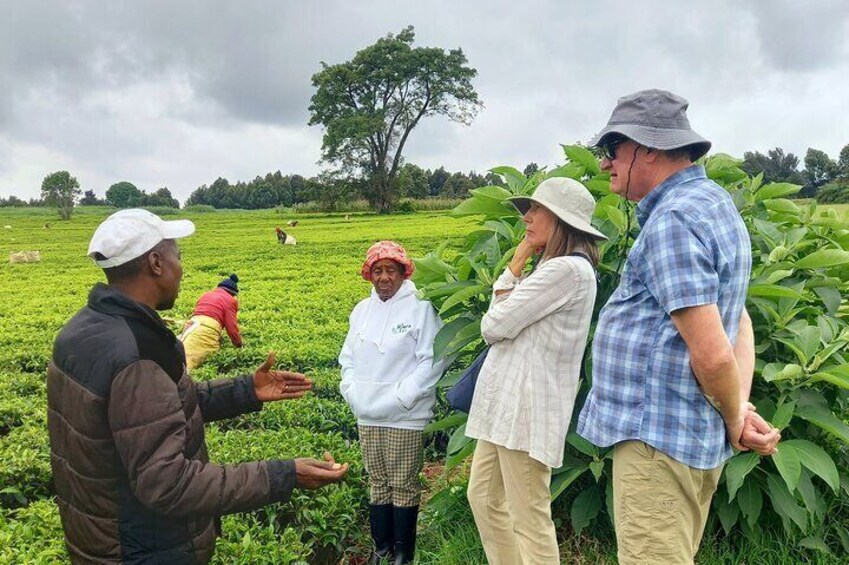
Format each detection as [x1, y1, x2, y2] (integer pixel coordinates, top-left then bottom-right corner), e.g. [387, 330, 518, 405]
[416, 148, 849, 552]
[817, 180, 849, 204]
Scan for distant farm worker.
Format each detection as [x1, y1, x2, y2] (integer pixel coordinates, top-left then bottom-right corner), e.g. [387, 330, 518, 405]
[577, 90, 780, 564]
[339, 241, 445, 565]
[179, 274, 243, 370]
[275, 226, 297, 245]
[47, 208, 348, 564]
[465, 178, 605, 565]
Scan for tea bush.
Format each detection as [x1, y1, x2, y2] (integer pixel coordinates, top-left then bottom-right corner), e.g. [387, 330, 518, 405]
[0, 500, 66, 564]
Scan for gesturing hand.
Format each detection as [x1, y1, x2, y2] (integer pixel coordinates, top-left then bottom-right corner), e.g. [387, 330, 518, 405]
[253, 352, 313, 403]
[295, 452, 349, 489]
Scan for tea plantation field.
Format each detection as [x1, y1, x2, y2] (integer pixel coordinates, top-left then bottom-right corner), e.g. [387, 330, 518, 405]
[0, 207, 475, 564]
[2, 198, 847, 565]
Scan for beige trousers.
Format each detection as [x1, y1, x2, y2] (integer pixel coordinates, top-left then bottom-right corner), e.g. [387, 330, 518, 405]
[613, 440, 723, 565]
[467, 439, 558, 565]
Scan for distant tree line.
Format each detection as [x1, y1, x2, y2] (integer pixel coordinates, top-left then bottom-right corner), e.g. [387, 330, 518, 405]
[740, 144, 849, 201]
[101, 182, 179, 208]
[0, 195, 43, 207]
[2, 144, 848, 217]
[1, 180, 179, 210]
[183, 165, 508, 210]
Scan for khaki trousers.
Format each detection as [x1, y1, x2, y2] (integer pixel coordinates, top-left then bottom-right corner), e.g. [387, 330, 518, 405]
[467, 440, 558, 565]
[613, 440, 723, 565]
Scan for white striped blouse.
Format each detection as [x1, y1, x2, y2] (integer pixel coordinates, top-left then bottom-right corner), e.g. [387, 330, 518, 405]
[465, 256, 597, 468]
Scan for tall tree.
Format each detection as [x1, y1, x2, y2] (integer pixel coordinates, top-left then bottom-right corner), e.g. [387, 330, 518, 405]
[523, 162, 540, 178]
[247, 182, 278, 210]
[289, 175, 308, 205]
[79, 189, 105, 206]
[484, 171, 505, 187]
[398, 163, 429, 199]
[309, 26, 482, 213]
[106, 182, 142, 208]
[41, 170, 81, 220]
[142, 187, 179, 208]
[741, 147, 801, 184]
[429, 166, 450, 196]
[441, 172, 476, 197]
[803, 148, 839, 195]
[837, 143, 849, 179]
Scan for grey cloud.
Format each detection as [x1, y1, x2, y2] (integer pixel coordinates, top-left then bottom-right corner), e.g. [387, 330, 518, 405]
[0, 0, 847, 201]
[746, 0, 849, 72]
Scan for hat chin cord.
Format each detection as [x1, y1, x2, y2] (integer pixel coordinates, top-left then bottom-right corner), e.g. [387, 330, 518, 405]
[615, 150, 640, 275]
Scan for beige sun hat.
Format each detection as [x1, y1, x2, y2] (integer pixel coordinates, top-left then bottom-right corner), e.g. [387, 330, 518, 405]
[507, 177, 607, 240]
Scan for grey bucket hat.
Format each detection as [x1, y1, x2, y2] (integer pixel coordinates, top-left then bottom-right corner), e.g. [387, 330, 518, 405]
[507, 177, 608, 240]
[588, 89, 711, 161]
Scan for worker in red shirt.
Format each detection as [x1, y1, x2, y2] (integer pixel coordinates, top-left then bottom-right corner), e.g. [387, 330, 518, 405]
[179, 274, 243, 370]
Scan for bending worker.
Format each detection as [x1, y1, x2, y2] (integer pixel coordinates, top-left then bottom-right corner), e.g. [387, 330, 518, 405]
[180, 274, 243, 369]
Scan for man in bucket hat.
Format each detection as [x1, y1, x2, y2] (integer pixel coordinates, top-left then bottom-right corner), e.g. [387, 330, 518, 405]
[47, 209, 348, 564]
[576, 90, 780, 564]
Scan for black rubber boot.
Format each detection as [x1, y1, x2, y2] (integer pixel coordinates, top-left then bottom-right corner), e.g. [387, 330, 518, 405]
[392, 505, 419, 565]
[368, 504, 394, 564]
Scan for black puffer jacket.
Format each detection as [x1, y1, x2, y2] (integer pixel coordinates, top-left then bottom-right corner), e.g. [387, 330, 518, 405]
[47, 284, 295, 564]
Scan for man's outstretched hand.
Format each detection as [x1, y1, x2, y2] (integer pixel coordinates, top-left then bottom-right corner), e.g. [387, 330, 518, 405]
[253, 352, 313, 402]
[295, 452, 349, 489]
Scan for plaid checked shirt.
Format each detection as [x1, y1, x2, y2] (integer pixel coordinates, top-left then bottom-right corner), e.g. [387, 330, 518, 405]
[577, 165, 752, 470]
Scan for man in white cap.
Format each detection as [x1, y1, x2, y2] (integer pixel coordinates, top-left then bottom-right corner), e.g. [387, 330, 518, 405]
[47, 209, 348, 564]
[576, 90, 780, 564]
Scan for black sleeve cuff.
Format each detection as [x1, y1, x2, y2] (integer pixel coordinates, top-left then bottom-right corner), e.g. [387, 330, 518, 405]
[268, 459, 297, 503]
[234, 375, 263, 414]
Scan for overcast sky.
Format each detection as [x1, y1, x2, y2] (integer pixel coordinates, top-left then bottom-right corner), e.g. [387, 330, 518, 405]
[1, 0, 847, 202]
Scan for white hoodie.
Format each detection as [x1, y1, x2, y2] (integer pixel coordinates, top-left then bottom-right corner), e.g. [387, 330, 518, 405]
[338, 280, 445, 430]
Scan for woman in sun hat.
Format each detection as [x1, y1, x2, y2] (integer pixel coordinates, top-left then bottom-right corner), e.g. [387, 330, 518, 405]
[179, 274, 243, 370]
[339, 241, 445, 565]
[465, 177, 607, 565]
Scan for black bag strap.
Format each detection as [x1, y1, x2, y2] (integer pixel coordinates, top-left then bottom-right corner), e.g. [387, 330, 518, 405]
[567, 251, 598, 284]
[567, 250, 594, 267]
[566, 251, 597, 384]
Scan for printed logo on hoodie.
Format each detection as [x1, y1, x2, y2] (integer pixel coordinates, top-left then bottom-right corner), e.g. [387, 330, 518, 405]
[392, 323, 412, 335]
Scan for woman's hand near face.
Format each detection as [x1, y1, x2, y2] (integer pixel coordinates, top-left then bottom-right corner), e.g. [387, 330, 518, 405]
[508, 237, 536, 277]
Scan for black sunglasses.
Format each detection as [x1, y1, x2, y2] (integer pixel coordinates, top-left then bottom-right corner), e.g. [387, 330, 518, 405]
[600, 137, 627, 161]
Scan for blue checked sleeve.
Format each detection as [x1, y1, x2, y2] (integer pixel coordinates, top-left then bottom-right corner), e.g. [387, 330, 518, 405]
[642, 210, 719, 314]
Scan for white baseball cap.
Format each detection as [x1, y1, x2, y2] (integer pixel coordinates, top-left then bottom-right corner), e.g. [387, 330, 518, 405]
[87, 209, 195, 268]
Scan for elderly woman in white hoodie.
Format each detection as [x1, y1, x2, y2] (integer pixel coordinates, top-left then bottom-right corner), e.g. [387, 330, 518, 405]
[465, 178, 607, 565]
[339, 240, 444, 565]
